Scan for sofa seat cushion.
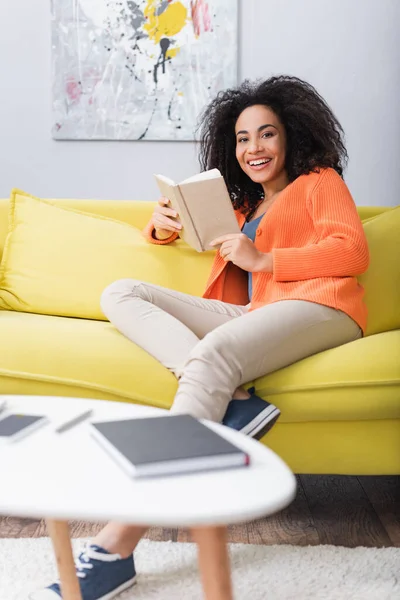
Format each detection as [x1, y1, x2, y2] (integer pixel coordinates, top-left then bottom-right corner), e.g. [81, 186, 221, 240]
[255, 330, 400, 422]
[1, 310, 399, 424]
[0, 310, 177, 409]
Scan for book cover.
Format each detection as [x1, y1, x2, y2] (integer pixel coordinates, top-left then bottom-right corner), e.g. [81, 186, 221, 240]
[91, 414, 250, 478]
[154, 169, 240, 252]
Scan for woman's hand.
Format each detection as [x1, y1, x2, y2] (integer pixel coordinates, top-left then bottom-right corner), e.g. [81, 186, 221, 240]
[210, 233, 273, 273]
[152, 197, 182, 240]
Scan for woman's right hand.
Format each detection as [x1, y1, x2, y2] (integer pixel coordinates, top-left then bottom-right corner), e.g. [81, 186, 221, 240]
[152, 197, 182, 240]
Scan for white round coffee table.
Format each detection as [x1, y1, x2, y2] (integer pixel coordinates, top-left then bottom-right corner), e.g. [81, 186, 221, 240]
[0, 395, 296, 600]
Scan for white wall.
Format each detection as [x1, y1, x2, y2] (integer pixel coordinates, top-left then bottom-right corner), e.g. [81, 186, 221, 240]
[0, 0, 399, 205]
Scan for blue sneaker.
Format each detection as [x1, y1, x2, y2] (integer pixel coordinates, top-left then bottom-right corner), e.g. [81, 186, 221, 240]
[223, 387, 280, 440]
[30, 544, 136, 600]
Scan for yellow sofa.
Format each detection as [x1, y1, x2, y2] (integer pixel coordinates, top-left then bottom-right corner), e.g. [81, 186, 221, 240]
[0, 197, 399, 475]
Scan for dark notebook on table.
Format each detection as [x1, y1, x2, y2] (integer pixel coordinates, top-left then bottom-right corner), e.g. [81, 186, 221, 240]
[90, 414, 250, 479]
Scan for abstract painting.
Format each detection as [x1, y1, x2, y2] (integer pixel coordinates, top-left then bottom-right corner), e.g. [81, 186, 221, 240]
[51, 0, 238, 140]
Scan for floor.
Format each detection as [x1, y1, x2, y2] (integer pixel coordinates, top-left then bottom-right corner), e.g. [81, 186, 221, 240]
[1, 475, 399, 547]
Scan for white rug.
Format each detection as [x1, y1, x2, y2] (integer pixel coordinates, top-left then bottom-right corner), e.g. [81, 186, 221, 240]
[0, 538, 399, 600]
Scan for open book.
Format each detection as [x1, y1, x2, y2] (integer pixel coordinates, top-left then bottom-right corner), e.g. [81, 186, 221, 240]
[154, 169, 240, 252]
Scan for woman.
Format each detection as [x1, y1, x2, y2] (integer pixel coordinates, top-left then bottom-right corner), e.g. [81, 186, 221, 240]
[35, 76, 369, 600]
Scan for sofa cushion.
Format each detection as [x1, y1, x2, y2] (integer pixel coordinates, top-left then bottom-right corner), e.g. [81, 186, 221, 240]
[254, 330, 400, 422]
[0, 310, 177, 408]
[357, 206, 400, 336]
[0, 190, 214, 320]
[0, 197, 390, 261]
[1, 309, 399, 423]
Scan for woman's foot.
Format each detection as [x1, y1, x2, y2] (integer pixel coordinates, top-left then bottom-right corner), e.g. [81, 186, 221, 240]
[30, 543, 136, 600]
[223, 387, 280, 440]
[231, 386, 251, 400]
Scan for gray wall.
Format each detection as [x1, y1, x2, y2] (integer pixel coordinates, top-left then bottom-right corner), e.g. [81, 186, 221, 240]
[1, 0, 399, 205]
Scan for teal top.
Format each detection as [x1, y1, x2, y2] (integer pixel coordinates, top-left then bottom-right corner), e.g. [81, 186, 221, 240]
[242, 213, 264, 301]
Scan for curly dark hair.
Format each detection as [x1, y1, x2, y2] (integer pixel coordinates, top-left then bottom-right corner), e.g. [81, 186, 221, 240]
[198, 75, 348, 215]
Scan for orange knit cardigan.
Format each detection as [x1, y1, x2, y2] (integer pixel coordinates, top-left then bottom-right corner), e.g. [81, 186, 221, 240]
[143, 168, 370, 332]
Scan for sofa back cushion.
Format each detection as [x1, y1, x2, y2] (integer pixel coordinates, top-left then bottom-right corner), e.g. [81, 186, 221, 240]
[0, 190, 398, 335]
[0, 198, 155, 262]
[0, 198, 390, 262]
[0, 190, 214, 320]
[358, 206, 400, 336]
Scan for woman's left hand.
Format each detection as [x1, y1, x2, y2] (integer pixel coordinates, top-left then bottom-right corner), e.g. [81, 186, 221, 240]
[210, 233, 272, 273]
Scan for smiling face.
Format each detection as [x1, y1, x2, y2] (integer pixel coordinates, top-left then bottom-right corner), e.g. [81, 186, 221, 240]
[235, 104, 287, 192]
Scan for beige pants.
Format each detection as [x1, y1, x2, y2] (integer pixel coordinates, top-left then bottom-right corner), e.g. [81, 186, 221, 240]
[101, 279, 362, 422]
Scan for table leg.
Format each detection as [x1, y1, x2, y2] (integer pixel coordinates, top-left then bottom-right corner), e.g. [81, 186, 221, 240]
[191, 526, 233, 600]
[46, 520, 82, 600]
